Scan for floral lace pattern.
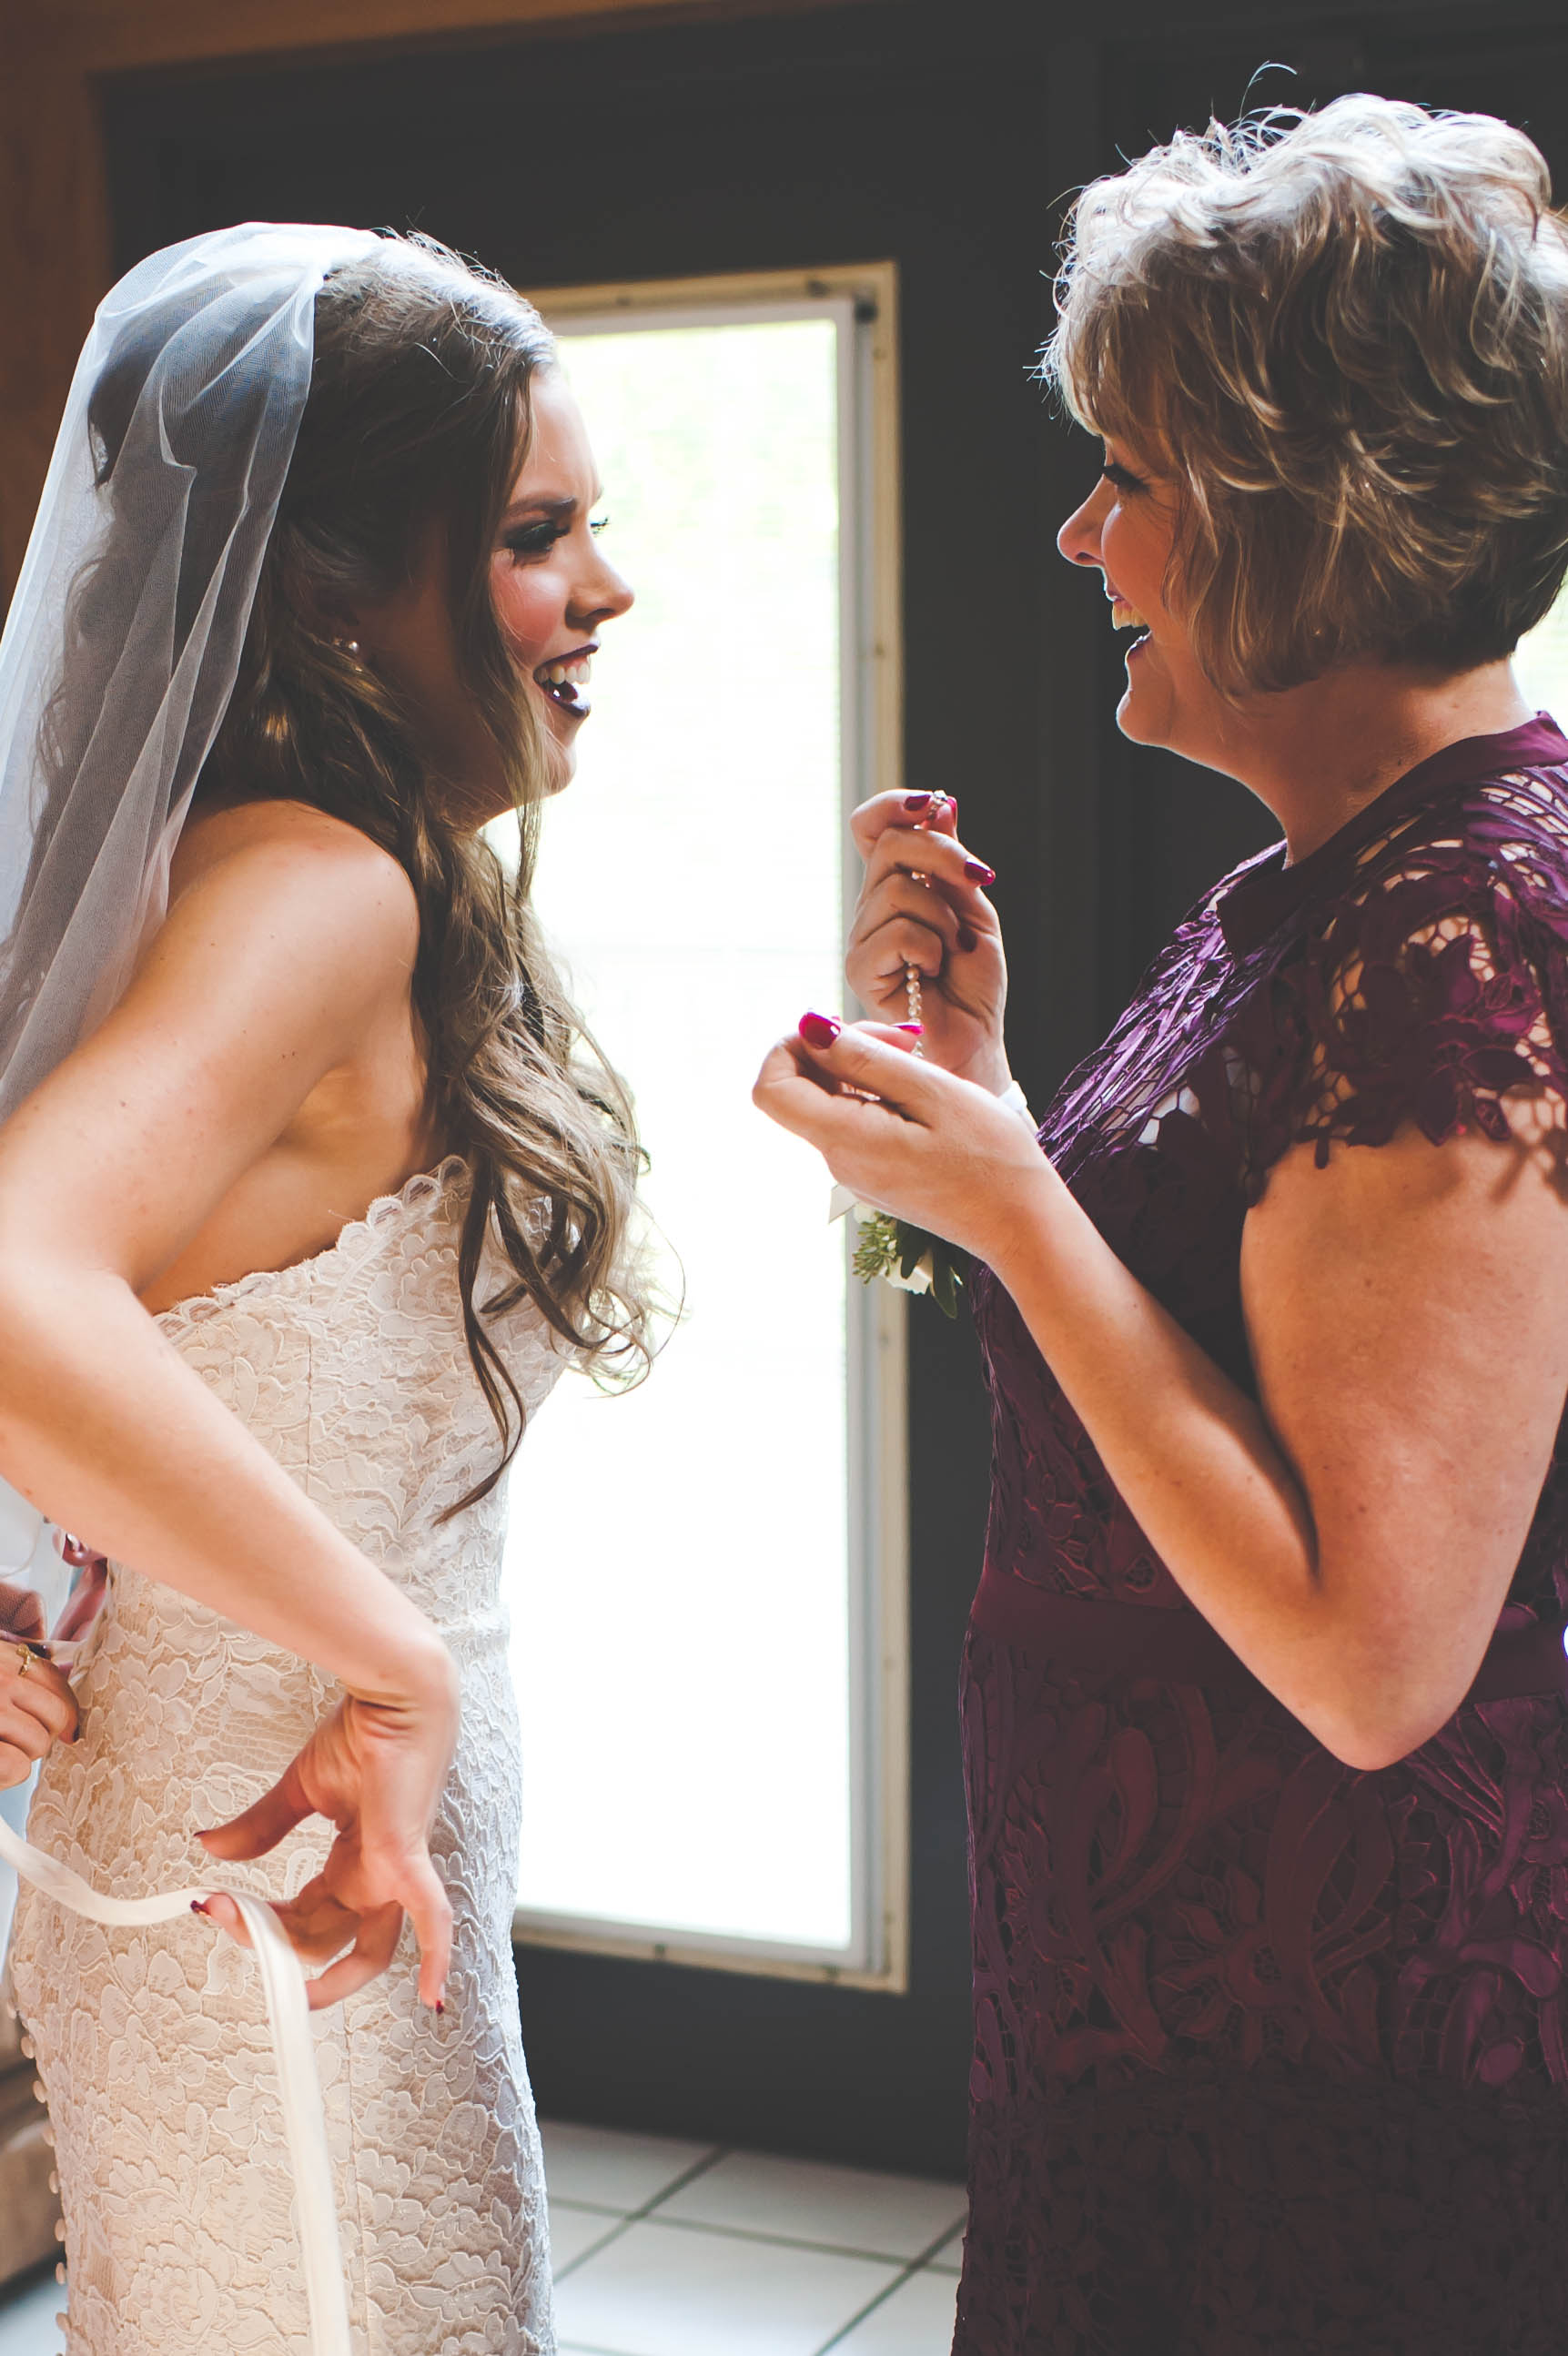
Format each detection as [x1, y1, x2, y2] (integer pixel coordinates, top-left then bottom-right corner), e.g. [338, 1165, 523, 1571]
[9, 1158, 565, 2355]
[956, 720, 1568, 2354]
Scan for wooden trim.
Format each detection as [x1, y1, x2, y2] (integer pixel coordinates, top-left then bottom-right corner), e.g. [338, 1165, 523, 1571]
[23, 0, 838, 73]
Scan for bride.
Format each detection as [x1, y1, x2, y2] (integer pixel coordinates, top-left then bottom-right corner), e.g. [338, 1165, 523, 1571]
[0, 223, 645, 2352]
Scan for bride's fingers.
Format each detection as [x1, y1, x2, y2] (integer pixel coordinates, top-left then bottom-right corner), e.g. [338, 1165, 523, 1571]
[266, 1872, 364, 1949]
[197, 1757, 314, 1861]
[400, 1854, 453, 2010]
[196, 1883, 362, 1967]
[304, 1902, 406, 2012]
[195, 1891, 251, 1946]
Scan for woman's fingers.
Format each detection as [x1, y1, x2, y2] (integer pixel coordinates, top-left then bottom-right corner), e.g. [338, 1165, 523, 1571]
[754, 1021, 933, 1147]
[849, 789, 959, 859]
[848, 871, 963, 967]
[195, 1890, 252, 1947]
[399, 1853, 454, 2010]
[0, 1709, 51, 1771]
[794, 1016, 939, 1107]
[0, 1647, 79, 1745]
[197, 1757, 314, 1862]
[0, 1583, 46, 1642]
[304, 1903, 406, 2012]
[852, 796, 994, 902]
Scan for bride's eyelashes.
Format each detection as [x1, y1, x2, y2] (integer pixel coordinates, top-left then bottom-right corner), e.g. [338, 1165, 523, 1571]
[497, 513, 610, 561]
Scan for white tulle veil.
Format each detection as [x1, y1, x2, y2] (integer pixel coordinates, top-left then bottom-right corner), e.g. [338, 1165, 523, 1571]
[0, 219, 383, 1129]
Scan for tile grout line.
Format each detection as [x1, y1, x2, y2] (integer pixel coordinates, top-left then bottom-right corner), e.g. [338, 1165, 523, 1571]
[807, 2219, 966, 2356]
[567, 2206, 965, 2267]
[551, 2145, 732, 2283]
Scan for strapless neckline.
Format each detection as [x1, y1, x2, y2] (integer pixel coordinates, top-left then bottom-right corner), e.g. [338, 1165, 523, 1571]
[152, 1154, 468, 1338]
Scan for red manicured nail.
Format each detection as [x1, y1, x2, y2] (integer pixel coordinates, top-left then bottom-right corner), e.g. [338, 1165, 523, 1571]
[964, 860, 996, 884]
[799, 1012, 842, 1047]
[896, 1022, 925, 1035]
[903, 791, 932, 811]
[957, 925, 978, 952]
[435, 1999, 445, 2016]
[190, 1899, 209, 1916]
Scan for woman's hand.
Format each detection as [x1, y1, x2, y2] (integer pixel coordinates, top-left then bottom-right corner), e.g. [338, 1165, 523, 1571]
[845, 792, 1009, 1090]
[0, 1590, 79, 1785]
[196, 1650, 459, 2014]
[754, 1016, 1047, 1262]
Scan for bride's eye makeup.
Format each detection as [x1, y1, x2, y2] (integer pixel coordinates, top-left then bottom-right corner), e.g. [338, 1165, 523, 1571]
[497, 508, 610, 561]
[1101, 460, 1148, 494]
[499, 518, 570, 559]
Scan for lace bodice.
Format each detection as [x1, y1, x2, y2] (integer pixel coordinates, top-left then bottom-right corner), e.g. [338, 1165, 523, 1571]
[956, 718, 1568, 2354]
[9, 1157, 564, 2355]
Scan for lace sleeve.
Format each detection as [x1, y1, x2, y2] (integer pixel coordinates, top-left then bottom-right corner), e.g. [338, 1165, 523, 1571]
[1248, 835, 1568, 1181]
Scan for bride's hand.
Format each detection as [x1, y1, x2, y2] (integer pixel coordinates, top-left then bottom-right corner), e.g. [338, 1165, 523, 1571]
[0, 1587, 80, 1785]
[845, 792, 1009, 1090]
[195, 1658, 460, 2014]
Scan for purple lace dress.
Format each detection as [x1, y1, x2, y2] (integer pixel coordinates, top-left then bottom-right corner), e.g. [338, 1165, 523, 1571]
[956, 717, 1568, 2355]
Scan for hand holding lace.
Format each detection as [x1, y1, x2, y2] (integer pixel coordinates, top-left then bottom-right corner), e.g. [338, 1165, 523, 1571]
[197, 1663, 459, 2013]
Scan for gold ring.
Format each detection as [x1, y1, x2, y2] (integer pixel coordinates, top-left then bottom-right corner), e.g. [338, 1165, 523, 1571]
[12, 1645, 33, 1679]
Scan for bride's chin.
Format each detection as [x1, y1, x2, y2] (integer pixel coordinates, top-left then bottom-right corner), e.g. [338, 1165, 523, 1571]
[540, 730, 578, 795]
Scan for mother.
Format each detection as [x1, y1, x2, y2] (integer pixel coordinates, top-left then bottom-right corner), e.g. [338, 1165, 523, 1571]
[759, 97, 1568, 2354]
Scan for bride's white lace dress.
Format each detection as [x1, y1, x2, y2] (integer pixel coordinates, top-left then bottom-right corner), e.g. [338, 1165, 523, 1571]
[9, 1158, 560, 2355]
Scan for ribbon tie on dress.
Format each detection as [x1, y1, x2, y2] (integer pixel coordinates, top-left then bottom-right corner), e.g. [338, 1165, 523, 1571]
[0, 1805, 351, 2356]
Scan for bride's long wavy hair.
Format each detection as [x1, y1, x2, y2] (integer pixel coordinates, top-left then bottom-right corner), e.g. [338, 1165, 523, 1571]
[198, 234, 653, 1504]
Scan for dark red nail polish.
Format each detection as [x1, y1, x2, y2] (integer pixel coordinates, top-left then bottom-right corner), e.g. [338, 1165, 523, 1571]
[964, 860, 996, 885]
[903, 791, 932, 811]
[191, 1899, 209, 1916]
[957, 925, 978, 953]
[436, 2000, 445, 2016]
[799, 1012, 842, 1048]
[896, 1021, 925, 1035]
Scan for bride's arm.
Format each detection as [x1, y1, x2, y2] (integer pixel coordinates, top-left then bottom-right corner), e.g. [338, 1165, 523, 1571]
[0, 816, 456, 2006]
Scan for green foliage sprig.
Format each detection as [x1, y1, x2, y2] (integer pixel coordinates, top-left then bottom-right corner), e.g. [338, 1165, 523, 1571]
[850, 1208, 966, 1318]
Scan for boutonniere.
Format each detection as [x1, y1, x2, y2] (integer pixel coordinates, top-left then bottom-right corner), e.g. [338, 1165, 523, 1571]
[849, 1202, 967, 1317]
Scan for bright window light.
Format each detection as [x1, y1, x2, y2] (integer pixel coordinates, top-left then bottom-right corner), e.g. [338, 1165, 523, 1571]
[501, 273, 905, 1977]
[1516, 594, 1568, 723]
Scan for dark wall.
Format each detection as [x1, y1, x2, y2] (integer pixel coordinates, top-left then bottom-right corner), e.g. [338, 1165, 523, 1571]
[101, 0, 1568, 2174]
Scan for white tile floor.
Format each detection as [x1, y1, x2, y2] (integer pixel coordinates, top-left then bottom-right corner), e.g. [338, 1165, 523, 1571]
[0, 2119, 966, 2356]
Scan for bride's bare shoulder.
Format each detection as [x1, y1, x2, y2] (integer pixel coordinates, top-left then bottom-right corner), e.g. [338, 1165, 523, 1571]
[168, 796, 418, 953]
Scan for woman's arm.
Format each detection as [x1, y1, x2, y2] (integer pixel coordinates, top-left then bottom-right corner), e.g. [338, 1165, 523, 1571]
[0, 814, 457, 2001]
[755, 1024, 1568, 1768]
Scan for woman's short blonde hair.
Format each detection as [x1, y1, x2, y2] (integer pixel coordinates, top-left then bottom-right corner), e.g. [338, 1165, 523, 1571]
[1043, 95, 1568, 694]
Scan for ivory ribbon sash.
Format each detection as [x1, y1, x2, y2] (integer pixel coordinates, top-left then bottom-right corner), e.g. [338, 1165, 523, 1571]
[0, 1806, 351, 2356]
